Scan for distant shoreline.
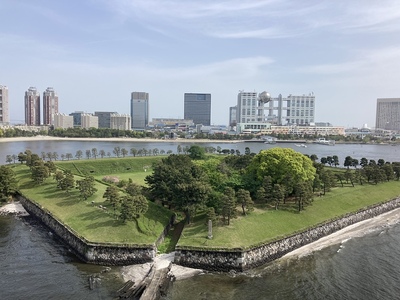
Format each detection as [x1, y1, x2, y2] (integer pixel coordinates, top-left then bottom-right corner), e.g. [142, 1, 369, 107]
[0, 136, 241, 144]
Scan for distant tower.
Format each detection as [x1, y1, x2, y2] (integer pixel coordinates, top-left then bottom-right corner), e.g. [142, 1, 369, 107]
[184, 93, 211, 126]
[130, 92, 149, 129]
[0, 85, 9, 125]
[376, 98, 400, 130]
[43, 87, 59, 125]
[25, 87, 40, 126]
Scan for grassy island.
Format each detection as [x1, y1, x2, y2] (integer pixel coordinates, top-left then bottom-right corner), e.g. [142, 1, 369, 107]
[4, 147, 400, 254]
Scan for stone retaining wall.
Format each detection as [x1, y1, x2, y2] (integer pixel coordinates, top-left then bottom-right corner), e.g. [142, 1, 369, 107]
[175, 197, 400, 272]
[18, 195, 159, 266]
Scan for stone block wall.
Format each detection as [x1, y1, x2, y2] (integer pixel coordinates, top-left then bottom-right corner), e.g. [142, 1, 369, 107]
[175, 197, 400, 272]
[18, 195, 156, 266]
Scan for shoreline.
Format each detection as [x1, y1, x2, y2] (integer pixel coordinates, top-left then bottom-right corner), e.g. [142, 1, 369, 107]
[0, 136, 240, 144]
[2, 202, 400, 280]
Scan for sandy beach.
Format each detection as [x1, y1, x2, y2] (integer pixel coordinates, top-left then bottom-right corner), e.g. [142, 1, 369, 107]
[0, 136, 240, 144]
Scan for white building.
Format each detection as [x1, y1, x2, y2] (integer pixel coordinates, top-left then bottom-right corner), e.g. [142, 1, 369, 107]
[81, 114, 98, 129]
[236, 91, 316, 127]
[53, 113, 74, 129]
[110, 113, 131, 130]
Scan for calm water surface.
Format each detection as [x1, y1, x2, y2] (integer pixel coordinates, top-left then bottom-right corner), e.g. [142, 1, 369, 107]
[1, 139, 400, 299]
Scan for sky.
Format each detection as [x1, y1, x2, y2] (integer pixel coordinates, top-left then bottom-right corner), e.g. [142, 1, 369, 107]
[1, 0, 400, 128]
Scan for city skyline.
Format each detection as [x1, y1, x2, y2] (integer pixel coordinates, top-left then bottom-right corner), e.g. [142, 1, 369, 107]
[1, 1, 400, 127]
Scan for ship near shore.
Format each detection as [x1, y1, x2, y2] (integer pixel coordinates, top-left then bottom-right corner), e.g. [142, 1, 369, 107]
[314, 138, 335, 146]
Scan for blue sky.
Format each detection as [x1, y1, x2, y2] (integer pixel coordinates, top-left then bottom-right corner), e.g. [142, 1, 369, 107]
[1, 0, 400, 127]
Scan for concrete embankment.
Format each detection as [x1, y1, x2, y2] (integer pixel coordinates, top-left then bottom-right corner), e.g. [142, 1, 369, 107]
[175, 197, 400, 272]
[17, 194, 164, 266]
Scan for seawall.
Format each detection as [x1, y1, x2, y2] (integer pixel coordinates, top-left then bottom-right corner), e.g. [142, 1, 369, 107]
[175, 197, 400, 272]
[18, 194, 170, 266]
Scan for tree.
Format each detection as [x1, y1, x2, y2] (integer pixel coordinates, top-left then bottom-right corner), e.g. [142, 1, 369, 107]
[91, 148, 98, 159]
[85, 150, 91, 159]
[130, 148, 138, 157]
[188, 145, 206, 160]
[295, 182, 313, 211]
[245, 148, 316, 196]
[113, 147, 121, 157]
[236, 188, 254, 215]
[66, 153, 73, 161]
[272, 183, 285, 210]
[103, 185, 120, 217]
[221, 187, 237, 225]
[344, 156, 353, 169]
[309, 154, 318, 162]
[75, 150, 83, 160]
[121, 148, 128, 158]
[320, 157, 327, 165]
[360, 157, 368, 168]
[332, 155, 339, 167]
[6, 155, 12, 164]
[76, 175, 97, 200]
[31, 161, 50, 185]
[145, 154, 212, 223]
[99, 150, 105, 158]
[119, 194, 148, 222]
[60, 170, 75, 194]
[0, 166, 18, 202]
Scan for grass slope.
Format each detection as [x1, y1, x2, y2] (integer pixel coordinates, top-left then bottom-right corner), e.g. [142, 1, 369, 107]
[14, 165, 172, 244]
[178, 182, 400, 249]
[55, 156, 162, 185]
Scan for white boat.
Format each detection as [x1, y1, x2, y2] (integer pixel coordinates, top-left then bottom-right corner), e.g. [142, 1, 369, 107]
[314, 138, 335, 146]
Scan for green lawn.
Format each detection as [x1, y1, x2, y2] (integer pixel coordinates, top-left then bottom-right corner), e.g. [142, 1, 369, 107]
[14, 165, 172, 244]
[177, 181, 400, 249]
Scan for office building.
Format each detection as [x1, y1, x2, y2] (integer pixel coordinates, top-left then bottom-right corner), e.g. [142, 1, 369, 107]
[236, 91, 315, 126]
[69, 111, 84, 127]
[54, 113, 73, 129]
[0, 85, 9, 125]
[285, 94, 315, 125]
[43, 87, 59, 125]
[236, 91, 264, 124]
[229, 106, 237, 128]
[95, 111, 117, 128]
[130, 92, 149, 129]
[81, 114, 98, 129]
[184, 93, 211, 126]
[25, 87, 41, 126]
[110, 113, 131, 130]
[376, 98, 400, 131]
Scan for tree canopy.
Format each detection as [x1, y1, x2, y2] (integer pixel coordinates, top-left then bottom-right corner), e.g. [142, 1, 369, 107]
[245, 148, 316, 193]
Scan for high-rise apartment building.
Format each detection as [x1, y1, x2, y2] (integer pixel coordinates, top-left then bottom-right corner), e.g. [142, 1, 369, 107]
[184, 93, 211, 126]
[0, 85, 9, 125]
[25, 87, 41, 126]
[43, 87, 59, 125]
[94, 111, 117, 128]
[130, 92, 149, 129]
[376, 98, 400, 130]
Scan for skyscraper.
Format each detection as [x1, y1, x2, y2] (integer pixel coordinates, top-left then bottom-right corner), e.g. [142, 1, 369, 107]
[0, 85, 9, 125]
[130, 92, 149, 129]
[184, 93, 211, 126]
[376, 98, 400, 130]
[236, 91, 263, 124]
[25, 87, 40, 126]
[43, 87, 59, 125]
